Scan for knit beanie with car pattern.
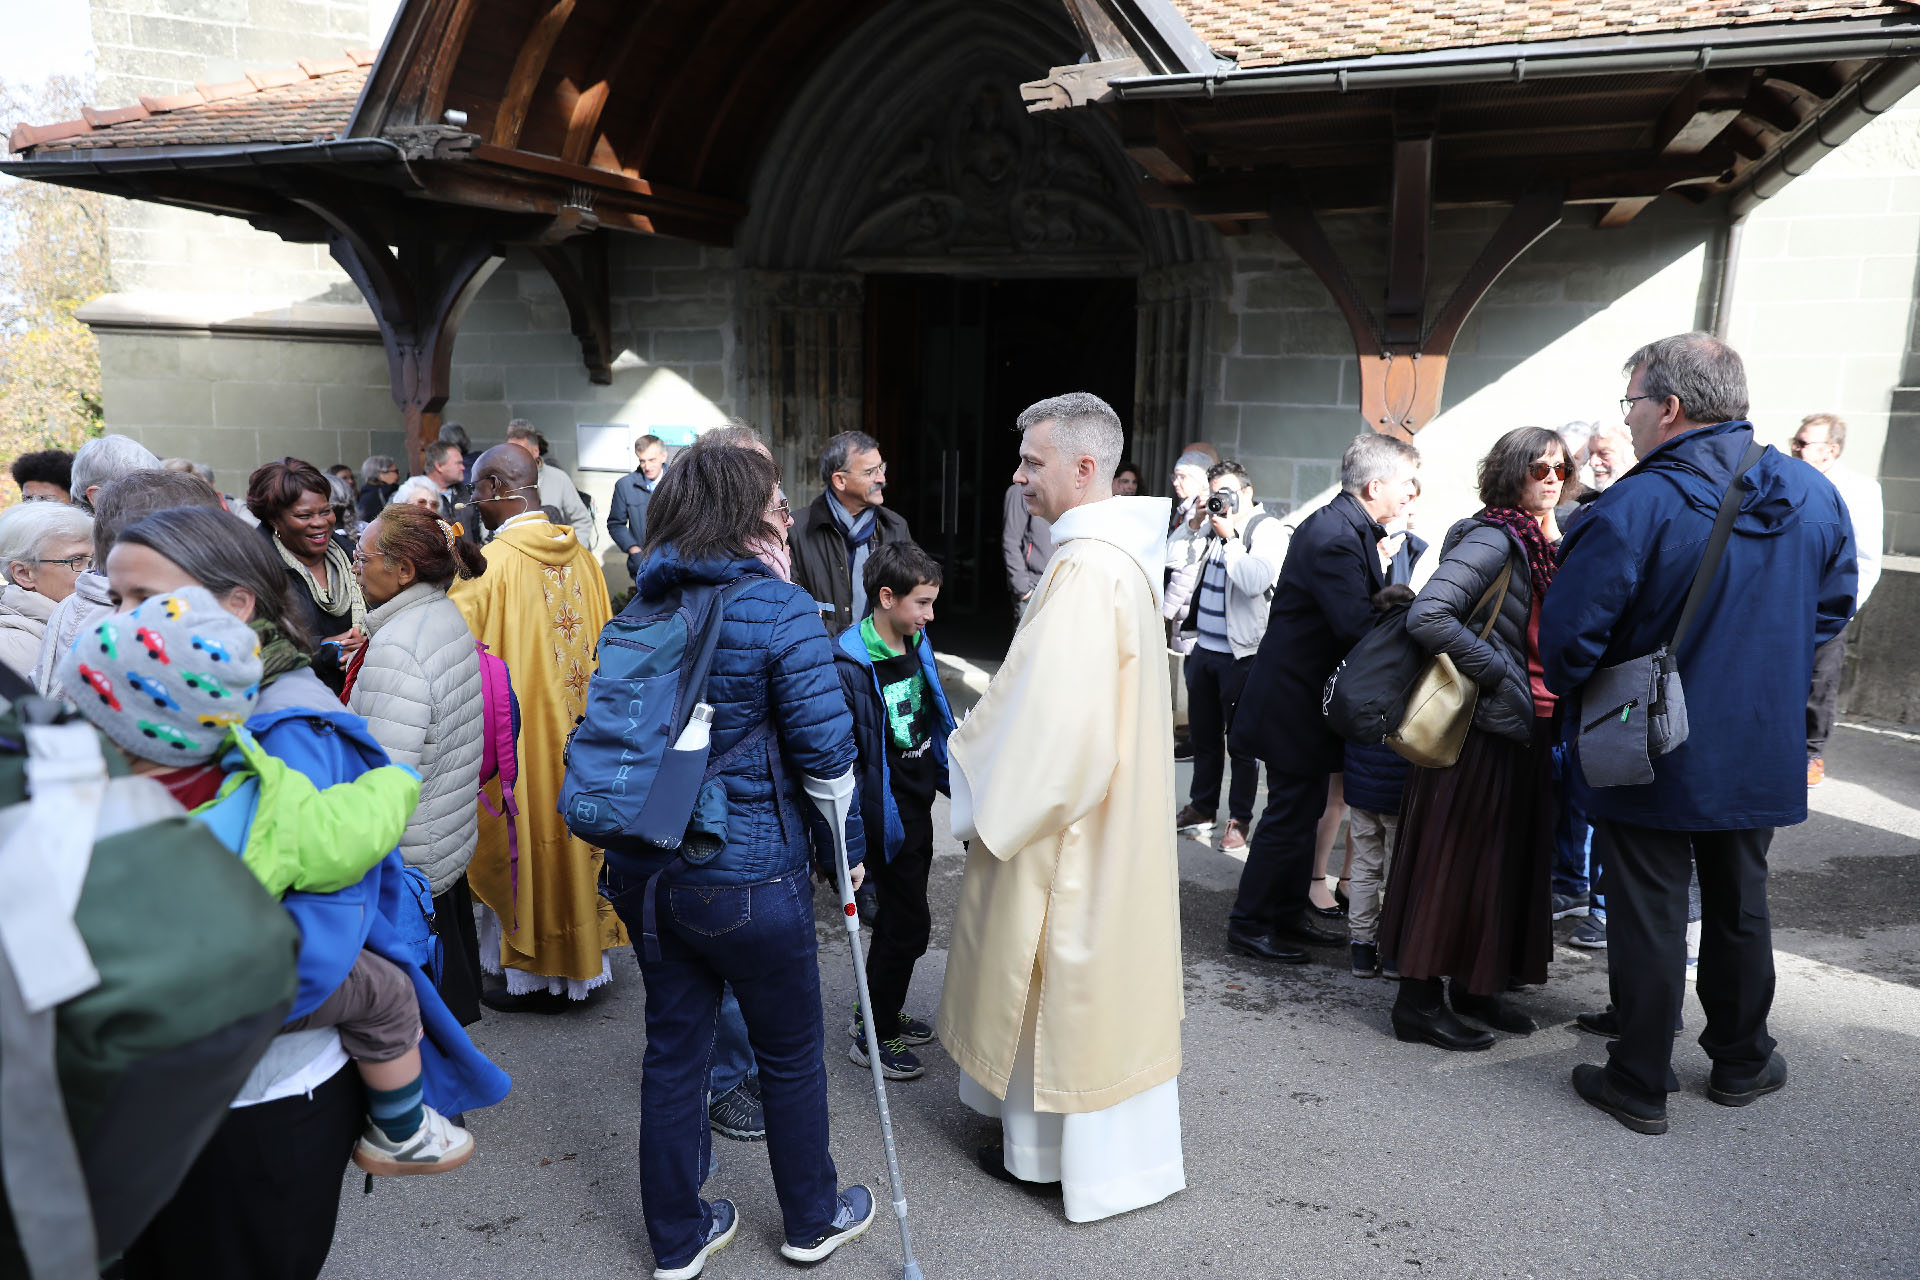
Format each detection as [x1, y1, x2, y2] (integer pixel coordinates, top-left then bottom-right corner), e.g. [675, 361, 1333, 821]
[58, 585, 265, 765]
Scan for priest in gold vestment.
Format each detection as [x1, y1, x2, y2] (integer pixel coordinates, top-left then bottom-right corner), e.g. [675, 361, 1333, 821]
[452, 445, 626, 1010]
[937, 392, 1185, 1222]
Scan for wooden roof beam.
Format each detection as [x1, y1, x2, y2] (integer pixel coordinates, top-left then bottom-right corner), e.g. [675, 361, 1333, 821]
[1653, 69, 1753, 154]
[1119, 101, 1198, 185]
[493, 0, 580, 150]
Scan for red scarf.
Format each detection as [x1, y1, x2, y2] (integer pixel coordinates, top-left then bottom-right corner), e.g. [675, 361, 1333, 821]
[1478, 507, 1557, 603]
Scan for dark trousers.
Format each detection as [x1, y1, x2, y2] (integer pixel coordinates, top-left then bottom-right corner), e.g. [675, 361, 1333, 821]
[1805, 631, 1846, 758]
[1185, 646, 1258, 824]
[122, 1064, 362, 1280]
[1229, 768, 1326, 934]
[866, 817, 934, 1029]
[606, 865, 838, 1269]
[1598, 820, 1777, 1103]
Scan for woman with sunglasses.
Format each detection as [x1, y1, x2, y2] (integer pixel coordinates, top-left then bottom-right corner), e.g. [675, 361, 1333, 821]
[1377, 426, 1570, 1052]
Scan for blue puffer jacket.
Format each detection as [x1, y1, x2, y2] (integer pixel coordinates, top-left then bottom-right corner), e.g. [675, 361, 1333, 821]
[1343, 739, 1411, 816]
[1541, 420, 1856, 830]
[613, 550, 865, 886]
[238, 697, 510, 1118]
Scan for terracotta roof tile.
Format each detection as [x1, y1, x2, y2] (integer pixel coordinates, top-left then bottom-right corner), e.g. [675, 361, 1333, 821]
[1171, 0, 1917, 67]
[6, 53, 367, 155]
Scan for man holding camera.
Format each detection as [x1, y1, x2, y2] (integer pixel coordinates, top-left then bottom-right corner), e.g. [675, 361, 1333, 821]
[1172, 461, 1285, 852]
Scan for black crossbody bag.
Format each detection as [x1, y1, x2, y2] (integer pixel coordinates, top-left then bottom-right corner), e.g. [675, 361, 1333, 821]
[1577, 436, 1766, 788]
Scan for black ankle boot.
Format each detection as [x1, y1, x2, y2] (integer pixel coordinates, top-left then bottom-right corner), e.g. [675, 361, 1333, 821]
[1449, 980, 1538, 1035]
[1391, 978, 1495, 1052]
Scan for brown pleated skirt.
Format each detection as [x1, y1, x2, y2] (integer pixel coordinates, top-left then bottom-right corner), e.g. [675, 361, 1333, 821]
[1378, 716, 1556, 996]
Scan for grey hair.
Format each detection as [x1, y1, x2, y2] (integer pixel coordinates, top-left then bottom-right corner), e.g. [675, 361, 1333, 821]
[1560, 421, 1597, 450]
[70, 434, 161, 507]
[1017, 392, 1123, 477]
[504, 418, 538, 442]
[361, 454, 397, 484]
[1340, 432, 1420, 497]
[1591, 421, 1633, 451]
[1174, 450, 1213, 474]
[1624, 332, 1748, 425]
[1800, 412, 1847, 453]
[391, 476, 443, 507]
[0, 501, 93, 578]
[819, 430, 880, 487]
[160, 457, 216, 486]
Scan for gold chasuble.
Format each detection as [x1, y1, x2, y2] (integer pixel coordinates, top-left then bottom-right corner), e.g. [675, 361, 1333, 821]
[937, 495, 1183, 1116]
[452, 515, 626, 985]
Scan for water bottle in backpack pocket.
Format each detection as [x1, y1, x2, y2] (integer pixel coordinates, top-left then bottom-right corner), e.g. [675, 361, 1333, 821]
[560, 581, 747, 859]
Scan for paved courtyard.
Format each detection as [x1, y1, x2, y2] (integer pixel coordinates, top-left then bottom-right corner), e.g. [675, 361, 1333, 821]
[322, 717, 1920, 1280]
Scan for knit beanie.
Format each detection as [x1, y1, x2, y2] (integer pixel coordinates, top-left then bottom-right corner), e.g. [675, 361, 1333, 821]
[58, 585, 265, 765]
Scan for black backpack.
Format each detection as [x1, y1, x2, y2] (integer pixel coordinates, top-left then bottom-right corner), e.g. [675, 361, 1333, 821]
[1321, 588, 1428, 746]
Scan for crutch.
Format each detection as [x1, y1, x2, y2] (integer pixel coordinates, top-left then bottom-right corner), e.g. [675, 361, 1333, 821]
[802, 770, 926, 1280]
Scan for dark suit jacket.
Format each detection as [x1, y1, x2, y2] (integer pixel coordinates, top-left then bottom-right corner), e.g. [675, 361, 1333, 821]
[790, 492, 912, 636]
[1229, 490, 1387, 776]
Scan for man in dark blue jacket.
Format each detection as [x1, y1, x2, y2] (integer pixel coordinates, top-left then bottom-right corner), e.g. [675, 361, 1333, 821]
[607, 433, 667, 582]
[1225, 432, 1420, 963]
[1542, 332, 1855, 1135]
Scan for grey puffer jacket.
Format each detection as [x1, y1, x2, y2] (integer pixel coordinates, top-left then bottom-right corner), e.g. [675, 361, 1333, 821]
[348, 583, 483, 893]
[1405, 518, 1535, 744]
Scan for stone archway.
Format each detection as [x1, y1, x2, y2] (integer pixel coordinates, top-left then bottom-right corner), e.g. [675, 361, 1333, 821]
[736, 0, 1214, 501]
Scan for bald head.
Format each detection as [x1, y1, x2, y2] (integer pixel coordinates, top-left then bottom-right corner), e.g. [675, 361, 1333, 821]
[472, 443, 540, 531]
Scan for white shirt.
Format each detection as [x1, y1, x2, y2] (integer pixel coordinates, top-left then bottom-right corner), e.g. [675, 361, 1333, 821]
[1824, 462, 1883, 608]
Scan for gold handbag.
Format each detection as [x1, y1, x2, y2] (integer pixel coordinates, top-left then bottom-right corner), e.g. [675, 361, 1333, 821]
[1387, 562, 1514, 770]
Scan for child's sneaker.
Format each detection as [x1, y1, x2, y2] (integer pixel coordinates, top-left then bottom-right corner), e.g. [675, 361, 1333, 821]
[352, 1105, 474, 1176]
[850, 1028, 925, 1080]
[780, 1186, 874, 1265]
[850, 1007, 936, 1047]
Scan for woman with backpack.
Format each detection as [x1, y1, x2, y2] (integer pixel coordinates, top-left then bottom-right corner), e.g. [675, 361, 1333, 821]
[347, 502, 491, 1025]
[598, 443, 876, 1279]
[1376, 426, 1569, 1054]
[101, 505, 503, 1280]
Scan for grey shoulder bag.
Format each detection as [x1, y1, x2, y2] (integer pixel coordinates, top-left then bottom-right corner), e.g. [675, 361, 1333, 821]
[1577, 436, 1765, 788]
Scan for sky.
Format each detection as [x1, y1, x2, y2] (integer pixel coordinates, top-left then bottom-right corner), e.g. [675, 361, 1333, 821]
[0, 1, 94, 91]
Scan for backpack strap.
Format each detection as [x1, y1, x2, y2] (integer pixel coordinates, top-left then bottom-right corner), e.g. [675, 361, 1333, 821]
[475, 642, 526, 929]
[0, 723, 108, 1280]
[1241, 510, 1276, 602]
[1669, 436, 1766, 657]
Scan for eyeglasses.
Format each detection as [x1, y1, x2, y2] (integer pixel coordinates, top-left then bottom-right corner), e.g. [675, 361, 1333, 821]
[35, 554, 93, 572]
[772, 501, 791, 520]
[840, 463, 887, 480]
[1789, 437, 1828, 455]
[1528, 461, 1571, 482]
[1620, 395, 1655, 415]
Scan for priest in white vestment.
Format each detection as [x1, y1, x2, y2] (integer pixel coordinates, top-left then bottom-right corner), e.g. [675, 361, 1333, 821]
[936, 391, 1185, 1223]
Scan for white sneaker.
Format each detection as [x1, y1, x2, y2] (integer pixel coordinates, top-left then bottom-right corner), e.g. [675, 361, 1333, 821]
[352, 1105, 475, 1176]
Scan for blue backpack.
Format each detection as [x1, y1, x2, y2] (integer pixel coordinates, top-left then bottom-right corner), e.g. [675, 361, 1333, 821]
[560, 579, 761, 863]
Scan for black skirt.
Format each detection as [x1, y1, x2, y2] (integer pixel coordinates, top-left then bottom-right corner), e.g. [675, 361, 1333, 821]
[431, 874, 485, 1027]
[1377, 716, 1556, 995]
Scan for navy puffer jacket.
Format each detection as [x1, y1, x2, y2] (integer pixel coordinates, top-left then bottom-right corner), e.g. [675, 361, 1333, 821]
[619, 549, 864, 886]
[1405, 518, 1535, 744]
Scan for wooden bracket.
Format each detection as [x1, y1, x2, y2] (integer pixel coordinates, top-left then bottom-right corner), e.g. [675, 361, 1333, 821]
[531, 233, 615, 386]
[284, 190, 508, 467]
[1270, 179, 1564, 437]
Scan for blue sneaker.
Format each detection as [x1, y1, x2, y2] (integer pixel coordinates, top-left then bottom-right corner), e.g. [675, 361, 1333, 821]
[780, 1186, 874, 1265]
[652, 1199, 738, 1279]
[850, 1029, 925, 1081]
[850, 1007, 936, 1047]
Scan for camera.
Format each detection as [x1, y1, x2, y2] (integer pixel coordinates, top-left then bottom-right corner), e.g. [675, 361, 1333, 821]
[1205, 489, 1239, 518]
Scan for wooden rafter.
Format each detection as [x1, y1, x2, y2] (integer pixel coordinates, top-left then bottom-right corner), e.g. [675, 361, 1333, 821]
[494, 0, 581, 150]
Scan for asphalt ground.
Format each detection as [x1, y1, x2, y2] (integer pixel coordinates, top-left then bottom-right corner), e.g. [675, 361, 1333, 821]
[321, 717, 1920, 1280]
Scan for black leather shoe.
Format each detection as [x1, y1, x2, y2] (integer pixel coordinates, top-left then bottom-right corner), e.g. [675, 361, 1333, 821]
[1274, 913, 1346, 947]
[977, 1145, 1062, 1195]
[1227, 928, 1309, 964]
[1391, 999, 1495, 1052]
[1572, 1064, 1669, 1134]
[1575, 1005, 1684, 1037]
[1450, 982, 1538, 1035]
[479, 987, 572, 1015]
[1708, 1051, 1787, 1107]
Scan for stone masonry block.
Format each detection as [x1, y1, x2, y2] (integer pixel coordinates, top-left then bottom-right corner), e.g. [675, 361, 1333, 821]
[213, 380, 321, 431]
[126, 13, 237, 56]
[690, 365, 726, 401]
[100, 333, 183, 380]
[463, 300, 532, 334]
[653, 269, 712, 298]
[318, 384, 403, 433]
[131, 425, 253, 468]
[1223, 356, 1344, 406]
[1238, 309, 1350, 357]
[652, 330, 724, 363]
[1788, 215, 1920, 261]
[505, 365, 558, 400]
[1242, 405, 1365, 462]
[253, 429, 351, 470]
[233, 25, 332, 64]
[154, 0, 250, 22]
[462, 369, 505, 401]
[103, 377, 214, 428]
[279, 340, 388, 386]
[624, 299, 728, 330]
[1243, 270, 1335, 311]
[634, 238, 705, 268]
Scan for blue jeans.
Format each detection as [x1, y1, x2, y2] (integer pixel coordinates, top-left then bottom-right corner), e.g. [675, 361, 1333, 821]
[607, 866, 839, 1269]
[710, 986, 753, 1098]
[1553, 778, 1606, 922]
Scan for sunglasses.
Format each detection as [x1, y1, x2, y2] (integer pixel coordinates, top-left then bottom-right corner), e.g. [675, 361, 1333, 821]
[1528, 461, 1571, 482]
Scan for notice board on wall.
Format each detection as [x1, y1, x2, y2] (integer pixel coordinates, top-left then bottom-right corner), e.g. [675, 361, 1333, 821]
[576, 423, 702, 471]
